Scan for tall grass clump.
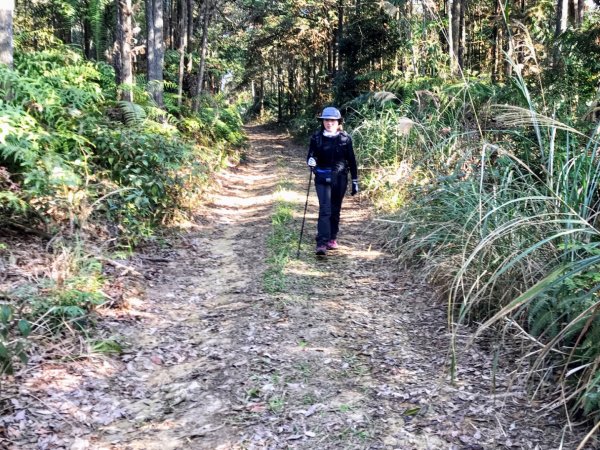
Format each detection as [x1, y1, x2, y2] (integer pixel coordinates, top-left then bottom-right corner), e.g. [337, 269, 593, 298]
[346, 77, 493, 211]
[347, 61, 600, 426]
[457, 107, 600, 424]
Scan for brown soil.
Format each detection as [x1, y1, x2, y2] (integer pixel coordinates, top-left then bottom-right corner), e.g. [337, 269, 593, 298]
[0, 125, 595, 449]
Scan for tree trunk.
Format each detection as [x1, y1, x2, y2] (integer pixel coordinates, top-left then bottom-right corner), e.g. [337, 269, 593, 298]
[503, 17, 513, 79]
[491, 0, 500, 83]
[305, 61, 312, 103]
[277, 64, 283, 123]
[146, 0, 165, 107]
[412, 0, 419, 76]
[458, 0, 466, 71]
[0, 0, 14, 68]
[186, 0, 194, 72]
[193, 0, 211, 112]
[177, 0, 187, 109]
[335, 0, 343, 77]
[83, 15, 93, 59]
[116, 0, 134, 102]
[327, 41, 332, 78]
[165, 0, 179, 50]
[449, 0, 460, 75]
[575, 0, 585, 27]
[553, 0, 568, 67]
[259, 75, 264, 118]
[288, 64, 293, 118]
[555, 0, 568, 37]
[163, 0, 171, 50]
[146, 0, 155, 79]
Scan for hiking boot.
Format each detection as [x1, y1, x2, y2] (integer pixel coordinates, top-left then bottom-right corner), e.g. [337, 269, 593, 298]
[326, 239, 338, 250]
[315, 245, 327, 256]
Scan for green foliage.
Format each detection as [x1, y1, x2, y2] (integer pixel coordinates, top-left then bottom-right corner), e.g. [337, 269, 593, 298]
[182, 97, 246, 147]
[117, 101, 147, 126]
[8, 245, 105, 336]
[90, 338, 123, 355]
[581, 372, 600, 418]
[0, 304, 31, 376]
[527, 294, 560, 339]
[91, 125, 202, 231]
[350, 105, 413, 168]
[263, 189, 296, 294]
[33, 288, 103, 327]
[0, 45, 244, 241]
[0, 252, 102, 373]
[335, 3, 402, 104]
[0, 167, 28, 215]
[541, 13, 600, 125]
[87, 0, 112, 60]
[348, 57, 600, 421]
[0, 48, 104, 224]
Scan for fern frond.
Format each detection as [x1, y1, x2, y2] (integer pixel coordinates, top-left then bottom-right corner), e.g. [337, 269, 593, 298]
[528, 295, 558, 338]
[135, 74, 148, 88]
[117, 101, 146, 126]
[146, 106, 179, 125]
[0, 191, 28, 212]
[87, 0, 110, 60]
[580, 318, 600, 359]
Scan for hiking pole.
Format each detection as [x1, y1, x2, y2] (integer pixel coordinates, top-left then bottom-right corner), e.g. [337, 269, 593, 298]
[296, 169, 313, 258]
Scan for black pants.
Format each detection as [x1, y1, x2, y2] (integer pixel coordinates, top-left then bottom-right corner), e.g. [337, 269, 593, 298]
[315, 171, 348, 246]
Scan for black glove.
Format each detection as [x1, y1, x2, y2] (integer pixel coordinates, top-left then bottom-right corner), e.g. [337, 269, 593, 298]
[351, 179, 359, 196]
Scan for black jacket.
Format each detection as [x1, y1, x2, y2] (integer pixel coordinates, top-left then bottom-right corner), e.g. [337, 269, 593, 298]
[306, 131, 358, 180]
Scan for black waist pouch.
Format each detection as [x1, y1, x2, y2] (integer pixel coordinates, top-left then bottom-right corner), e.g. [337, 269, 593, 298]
[315, 167, 334, 184]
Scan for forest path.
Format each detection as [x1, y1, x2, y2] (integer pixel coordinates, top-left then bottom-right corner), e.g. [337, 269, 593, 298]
[2, 126, 589, 449]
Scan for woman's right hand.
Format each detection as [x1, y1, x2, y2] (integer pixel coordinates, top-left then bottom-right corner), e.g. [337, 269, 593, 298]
[307, 157, 317, 167]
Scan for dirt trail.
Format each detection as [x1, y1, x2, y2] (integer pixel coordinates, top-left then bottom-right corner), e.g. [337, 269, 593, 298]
[2, 125, 593, 450]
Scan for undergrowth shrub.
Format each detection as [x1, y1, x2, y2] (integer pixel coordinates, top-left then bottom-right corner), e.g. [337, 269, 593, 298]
[25, 245, 105, 329]
[0, 44, 245, 236]
[0, 302, 31, 376]
[90, 126, 204, 236]
[189, 95, 246, 146]
[0, 48, 103, 227]
[0, 242, 105, 375]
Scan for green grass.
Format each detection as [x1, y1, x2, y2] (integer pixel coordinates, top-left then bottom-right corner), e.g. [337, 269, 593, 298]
[294, 361, 314, 382]
[303, 393, 318, 405]
[263, 186, 297, 293]
[1, 243, 107, 375]
[90, 338, 123, 355]
[268, 395, 285, 413]
[339, 404, 353, 413]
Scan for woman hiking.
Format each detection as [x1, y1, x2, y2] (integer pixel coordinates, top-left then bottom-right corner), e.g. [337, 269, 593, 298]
[306, 107, 359, 256]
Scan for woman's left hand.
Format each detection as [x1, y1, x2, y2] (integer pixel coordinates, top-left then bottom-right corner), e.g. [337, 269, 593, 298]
[351, 179, 359, 196]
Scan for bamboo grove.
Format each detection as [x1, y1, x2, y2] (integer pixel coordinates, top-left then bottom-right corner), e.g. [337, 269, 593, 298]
[1, 0, 600, 437]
